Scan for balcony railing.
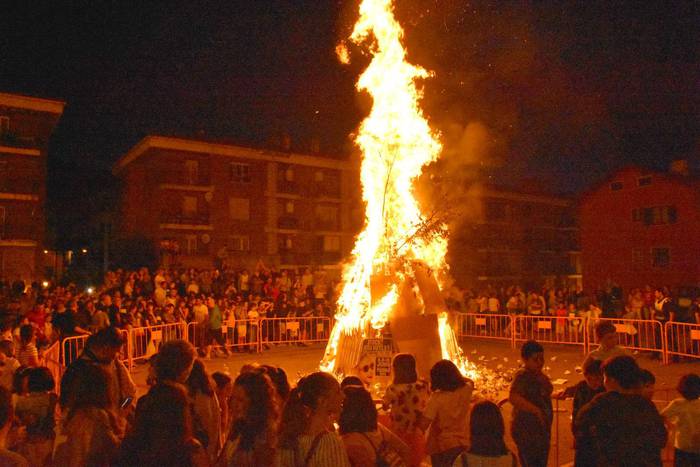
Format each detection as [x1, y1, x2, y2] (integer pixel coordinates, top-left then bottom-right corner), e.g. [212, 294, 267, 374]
[160, 171, 211, 186]
[277, 216, 299, 229]
[277, 181, 298, 194]
[0, 178, 40, 195]
[160, 213, 210, 225]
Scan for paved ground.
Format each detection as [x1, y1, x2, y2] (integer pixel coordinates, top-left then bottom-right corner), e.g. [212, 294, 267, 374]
[129, 339, 700, 466]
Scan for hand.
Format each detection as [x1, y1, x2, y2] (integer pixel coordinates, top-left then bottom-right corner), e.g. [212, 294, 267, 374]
[553, 389, 566, 399]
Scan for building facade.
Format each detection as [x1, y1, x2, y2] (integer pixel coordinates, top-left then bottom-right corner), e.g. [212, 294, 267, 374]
[0, 93, 64, 281]
[579, 165, 700, 293]
[449, 185, 581, 289]
[113, 136, 361, 270]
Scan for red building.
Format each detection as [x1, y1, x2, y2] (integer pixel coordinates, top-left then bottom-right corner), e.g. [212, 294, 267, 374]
[579, 163, 700, 293]
[0, 92, 65, 281]
[113, 135, 361, 270]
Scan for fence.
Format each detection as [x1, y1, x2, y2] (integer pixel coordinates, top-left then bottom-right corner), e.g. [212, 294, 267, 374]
[514, 315, 587, 351]
[259, 317, 332, 346]
[665, 321, 700, 362]
[187, 319, 261, 353]
[456, 313, 513, 343]
[129, 322, 187, 366]
[585, 317, 666, 362]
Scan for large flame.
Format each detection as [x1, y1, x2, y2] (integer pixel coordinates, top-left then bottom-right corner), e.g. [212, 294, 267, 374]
[321, 0, 480, 382]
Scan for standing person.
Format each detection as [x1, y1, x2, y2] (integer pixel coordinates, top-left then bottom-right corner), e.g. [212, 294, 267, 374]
[220, 370, 280, 466]
[381, 353, 429, 466]
[340, 385, 411, 466]
[0, 386, 29, 466]
[186, 359, 222, 463]
[278, 371, 350, 467]
[17, 325, 39, 367]
[53, 364, 122, 466]
[574, 356, 667, 467]
[59, 327, 136, 416]
[206, 297, 228, 358]
[14, 367, 57, 466]
[661, 373, 700, 467]
[192, 298, 209, 354]
[452, 400, 517, 467]
[554, 359, 605, 430]
[582, 321, 630, 369]
[419, 360, 474, 467]
[509, 340, 553, 467]
[114, 382, 208, 467]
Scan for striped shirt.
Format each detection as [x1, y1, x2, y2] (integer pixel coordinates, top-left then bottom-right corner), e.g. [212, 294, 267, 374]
[279, 432, 351, 467]
[17, 343, 38, 367]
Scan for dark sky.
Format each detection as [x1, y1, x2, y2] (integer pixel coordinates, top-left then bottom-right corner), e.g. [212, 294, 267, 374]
[1, 1, 698, 246]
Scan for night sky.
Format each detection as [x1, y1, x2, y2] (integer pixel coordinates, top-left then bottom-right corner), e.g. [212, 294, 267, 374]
[1, 1, 698, 247]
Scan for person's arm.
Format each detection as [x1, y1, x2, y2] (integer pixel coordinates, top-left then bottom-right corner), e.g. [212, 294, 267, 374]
[380, 425, 411, 465]
[509, 390, 545, 422]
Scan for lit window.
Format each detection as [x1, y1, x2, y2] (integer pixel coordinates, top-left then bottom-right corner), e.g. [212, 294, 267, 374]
[314, 170, 324, 182]
[285, 201, 295, 214]
[322, 235, 341, 252]
[229, 235, 250, 252]
[184, 160, 199, 184]
[182, 196, 197, 217]
[230, 163, 251, 183]
[285, 167, 295, 181]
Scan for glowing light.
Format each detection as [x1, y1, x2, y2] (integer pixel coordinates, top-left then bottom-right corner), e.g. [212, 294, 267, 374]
[41, 281, 49, 288]
[86, 287, 94, 294]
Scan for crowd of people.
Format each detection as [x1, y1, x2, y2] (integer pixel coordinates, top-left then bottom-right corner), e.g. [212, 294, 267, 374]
[0, 321, 696, 466]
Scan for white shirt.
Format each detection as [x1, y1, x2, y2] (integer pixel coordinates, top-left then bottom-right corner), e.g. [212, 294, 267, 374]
[661, 398, 700, 453]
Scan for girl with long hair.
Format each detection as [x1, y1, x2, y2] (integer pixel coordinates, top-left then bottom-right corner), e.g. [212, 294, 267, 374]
[278, 371, 350, 467]
[381, 353, 429, 466]
[452, 400, 517, 467]
[114, 382, 208, 467]
[186, 359, 222, 463]
[219, 370, 280, 466]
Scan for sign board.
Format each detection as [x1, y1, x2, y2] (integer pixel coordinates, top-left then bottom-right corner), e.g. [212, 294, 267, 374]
[151, 330, 163, 341]
[355, 338, 394, 388]
[538, 320, 552, 330]
[475, 318, 487, 326]
[691, 330, 700, 341]
[317, 322, 325, 333]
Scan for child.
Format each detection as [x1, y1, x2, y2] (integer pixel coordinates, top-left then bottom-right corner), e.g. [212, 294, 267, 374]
[583, 321, 630, 369]
[661, 373, 700, 466]
[452, 400, 517, 466]
[419, 360, 473, 467]
[17, 325, 39, 368]
[509, 340, 553, 467]
[381, 353, 429, 466]
[555, 359, 605, 429]
[555, 302, 567, 341]
[638, 368, 656, 401]
[0, 340, 20, 391]
[15, 366, 57, 466]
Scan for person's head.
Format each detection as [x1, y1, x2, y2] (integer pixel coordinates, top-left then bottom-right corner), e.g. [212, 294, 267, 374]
[153, 340, 196, 383]
[469, 400, 509, 457]
[19, 324, 34, 345]
[602, 356, 640, 392]
[87, 327, 125, 363]
[0, 386, 12, 432]
[27, 367, 55, 393]
[340, 376, 364, 389]
[185, 359, 214, 397]
[392, 353, 418, 385]
[128, 382, 194, 463]
[583, 359, 603, 390]
[68, 363, 111, 419]
[595, 321, 618, 349]
[279, 372, 342, 448]
[638, 369, 656, 400]
[430, 360, 467, 392]
[259, 365, 291, 402]
[521, 340, 545, 371]
[338, 385, 377, 435]
[677, 374, 700, 401]
[212, 372, 232, 393]
[0, 340, 13, 358]
[230, 370, 280, 450]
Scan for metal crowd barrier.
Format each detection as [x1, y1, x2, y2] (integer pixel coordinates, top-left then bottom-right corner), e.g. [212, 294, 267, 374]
[129, 322, 186, 366]
[259, 317, 332, 346]
[665, 321, 700, 362]
[42, 340, 63, 386]
[456, 313, 513, 344]
[187, 319, 261, 353]
[586, 317, 666, 362]
[514, 315, 587, 351]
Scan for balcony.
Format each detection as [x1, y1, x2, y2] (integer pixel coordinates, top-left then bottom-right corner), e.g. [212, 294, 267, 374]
[309, 183, 341, 199]
[277, 181, 298, 194]
[277, 216, 299, 229]
[0, 177, 40, 196]
[159, 212, 211, 229]
[279, 252, 312, 265]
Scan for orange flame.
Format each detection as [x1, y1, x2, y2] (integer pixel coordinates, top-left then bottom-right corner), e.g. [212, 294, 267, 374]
[321, 0, 478, 382]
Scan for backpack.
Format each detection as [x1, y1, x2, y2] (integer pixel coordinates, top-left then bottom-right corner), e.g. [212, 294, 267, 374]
[360, 430, 406, 467]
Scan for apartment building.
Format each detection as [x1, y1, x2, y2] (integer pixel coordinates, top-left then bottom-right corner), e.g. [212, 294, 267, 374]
[0, 92, 64, 280]
[113, 135, 361, 270]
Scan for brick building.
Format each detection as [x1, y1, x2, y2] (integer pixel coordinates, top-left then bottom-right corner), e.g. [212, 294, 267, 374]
[449, 185, 581, 289]
[579, 163, 700, 293]
[0, 92, 65, 281]
[113, 135, 361, 270]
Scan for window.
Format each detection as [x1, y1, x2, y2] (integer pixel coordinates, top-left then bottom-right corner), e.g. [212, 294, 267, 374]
[229, 235, 250, 252]
[610, 181, 624, 191]
[230, 163, 251, 183]
[638, 176, 652, 187]
[322, 235, 341, 252]
[314, 170, 324, 182]
[184, 160, 199, 184]
[278, 235, 293, 251]
[229, 197, 250, 221]
[285, 201, 295, 214]
[284, 167, 295, 181]
[182, 196, 197, 217]
[315, 205, 338, 228]
[0, 116, 8, 135]
[642, 206, 677, 225]
[652, 248, 670, 267]
[184, 235, 198, 255]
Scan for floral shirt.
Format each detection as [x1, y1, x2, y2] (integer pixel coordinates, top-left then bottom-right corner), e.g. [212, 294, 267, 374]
[382, 381, 429, 432]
